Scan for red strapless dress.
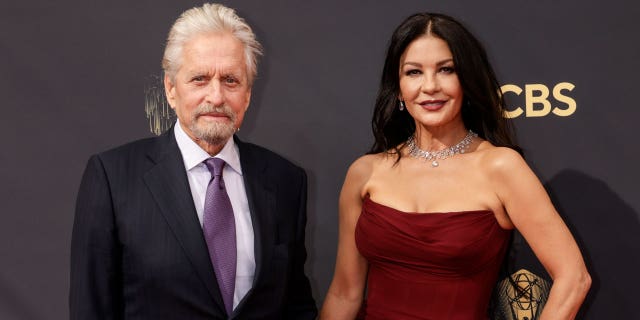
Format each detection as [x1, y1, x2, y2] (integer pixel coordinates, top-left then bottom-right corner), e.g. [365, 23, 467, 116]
[355, 197, 511, 320]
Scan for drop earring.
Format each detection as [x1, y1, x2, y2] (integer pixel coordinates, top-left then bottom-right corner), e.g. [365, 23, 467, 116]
[399, 100, 405, 111]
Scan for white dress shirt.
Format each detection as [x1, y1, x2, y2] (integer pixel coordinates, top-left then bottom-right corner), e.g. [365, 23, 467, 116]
[174, 121, 255, 310]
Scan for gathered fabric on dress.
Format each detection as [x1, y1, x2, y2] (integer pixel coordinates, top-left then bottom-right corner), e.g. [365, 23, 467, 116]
[355, 196, 511, 320]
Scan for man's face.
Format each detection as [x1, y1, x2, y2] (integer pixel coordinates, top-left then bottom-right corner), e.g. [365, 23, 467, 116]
[165, 32, 251, 147]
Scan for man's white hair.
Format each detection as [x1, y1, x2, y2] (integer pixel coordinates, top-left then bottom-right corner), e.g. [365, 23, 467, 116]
[162, 3, 263, 83]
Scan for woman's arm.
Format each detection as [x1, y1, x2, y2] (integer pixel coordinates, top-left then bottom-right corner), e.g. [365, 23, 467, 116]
[319, 156, 373, 319]
[489, 148, 591, 319]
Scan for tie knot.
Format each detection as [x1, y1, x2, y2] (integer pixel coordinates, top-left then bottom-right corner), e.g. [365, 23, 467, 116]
[204, 157, 226, 178]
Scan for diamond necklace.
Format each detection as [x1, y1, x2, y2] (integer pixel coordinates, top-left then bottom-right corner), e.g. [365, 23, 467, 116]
[406, 130, 477, 167]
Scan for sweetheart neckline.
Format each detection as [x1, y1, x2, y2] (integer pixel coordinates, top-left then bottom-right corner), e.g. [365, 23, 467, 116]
[363, 196, 493, 216]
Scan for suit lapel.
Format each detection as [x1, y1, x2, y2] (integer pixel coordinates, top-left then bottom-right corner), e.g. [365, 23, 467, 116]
[142, 130, 226, 313]
[234, 136, 277, 313]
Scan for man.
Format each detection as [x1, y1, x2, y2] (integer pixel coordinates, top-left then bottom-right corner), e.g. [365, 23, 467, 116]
[70, 3, 317, 319]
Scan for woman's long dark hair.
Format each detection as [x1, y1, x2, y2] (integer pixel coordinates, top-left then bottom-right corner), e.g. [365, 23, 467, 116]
[369, 13, 522, 158]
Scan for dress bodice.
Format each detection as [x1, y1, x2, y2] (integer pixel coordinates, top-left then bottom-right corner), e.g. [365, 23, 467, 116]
[355, 197, 511, 320]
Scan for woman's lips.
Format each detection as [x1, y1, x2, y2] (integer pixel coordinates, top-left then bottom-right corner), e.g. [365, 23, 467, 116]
[419, 100, 446, 111]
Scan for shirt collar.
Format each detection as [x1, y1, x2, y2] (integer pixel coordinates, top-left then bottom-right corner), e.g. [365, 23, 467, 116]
[174, 120, 242, 175]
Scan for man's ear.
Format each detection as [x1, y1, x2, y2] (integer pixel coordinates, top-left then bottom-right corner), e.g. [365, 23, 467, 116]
[164, 74, 177, 109]
[244, 89, 252, 111]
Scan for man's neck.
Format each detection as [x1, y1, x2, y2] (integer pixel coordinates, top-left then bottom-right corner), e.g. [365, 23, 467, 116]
[195, 138, 226, 156]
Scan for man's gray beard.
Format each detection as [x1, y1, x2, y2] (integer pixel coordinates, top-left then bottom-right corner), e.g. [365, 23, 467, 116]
[189, 104, 237, 146]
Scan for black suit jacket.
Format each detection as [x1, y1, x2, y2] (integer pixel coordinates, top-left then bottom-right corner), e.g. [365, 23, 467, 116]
[70, 129, 317, 319]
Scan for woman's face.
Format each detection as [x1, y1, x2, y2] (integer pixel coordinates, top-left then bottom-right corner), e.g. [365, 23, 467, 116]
[398, 34, 464, 131]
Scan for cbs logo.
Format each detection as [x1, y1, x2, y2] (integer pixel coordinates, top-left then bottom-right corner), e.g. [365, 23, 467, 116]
[501, 82, 576, 118]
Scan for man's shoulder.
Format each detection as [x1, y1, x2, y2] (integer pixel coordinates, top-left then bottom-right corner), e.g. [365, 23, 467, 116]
[236, 138, 304, 174]
[94, 133, 170, 164]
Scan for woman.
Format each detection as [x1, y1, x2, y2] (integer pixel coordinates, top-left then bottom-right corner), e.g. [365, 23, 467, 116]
[320, 13, 590, 319]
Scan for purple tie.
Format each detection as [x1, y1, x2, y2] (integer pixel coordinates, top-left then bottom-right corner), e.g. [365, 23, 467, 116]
[203, 158, 236, 315]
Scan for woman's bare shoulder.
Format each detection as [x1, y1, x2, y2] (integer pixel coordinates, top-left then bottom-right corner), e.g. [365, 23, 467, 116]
[343, 152, 396, 193]
[476, 143, 527, 174]
[347, 153, 393, 176]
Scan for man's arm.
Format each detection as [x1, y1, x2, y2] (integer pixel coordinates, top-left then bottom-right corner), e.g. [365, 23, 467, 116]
[70, 155, 123, 319]
[283, 169, 318, 319]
